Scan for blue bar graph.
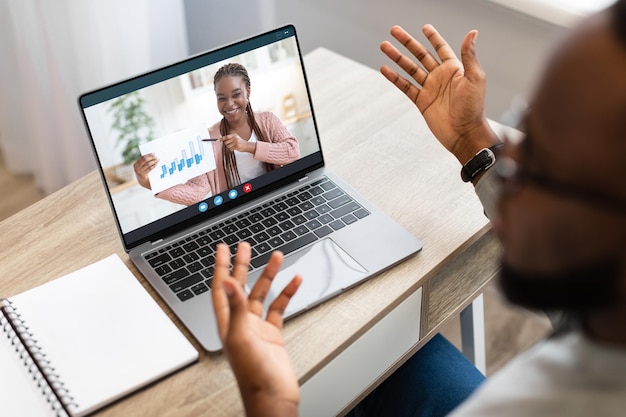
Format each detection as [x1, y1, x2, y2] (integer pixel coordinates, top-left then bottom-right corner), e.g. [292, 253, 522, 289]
[159, 136, 206, 179]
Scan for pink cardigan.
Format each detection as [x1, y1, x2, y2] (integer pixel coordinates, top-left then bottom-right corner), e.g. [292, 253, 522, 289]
[157, 111, 299, 206]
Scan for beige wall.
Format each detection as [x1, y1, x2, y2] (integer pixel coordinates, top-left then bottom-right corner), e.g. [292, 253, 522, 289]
[183, 0, 570, 124]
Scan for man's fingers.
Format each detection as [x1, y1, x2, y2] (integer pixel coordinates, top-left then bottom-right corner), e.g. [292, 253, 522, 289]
[232, 242, 252, 285]
[248, 250, 284, 316]
[380, 40, 429, 85]
[460, 30, 485, 84]
[212, 244, 234, 340]
[390, 25, 440, 72]
[221, 277, 250, 341]
[422, 24, 457, 63]
[380, 65, 420, 104]
[265, 275, 303, 328]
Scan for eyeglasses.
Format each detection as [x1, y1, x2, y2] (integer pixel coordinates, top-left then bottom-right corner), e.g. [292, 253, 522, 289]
[494, 156, 626, 214]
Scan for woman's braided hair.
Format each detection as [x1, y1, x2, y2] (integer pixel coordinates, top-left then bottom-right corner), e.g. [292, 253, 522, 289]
[214, 63, 271, 188]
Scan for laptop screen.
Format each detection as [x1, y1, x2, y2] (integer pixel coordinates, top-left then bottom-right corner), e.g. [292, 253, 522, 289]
[79, 25, 323, 251]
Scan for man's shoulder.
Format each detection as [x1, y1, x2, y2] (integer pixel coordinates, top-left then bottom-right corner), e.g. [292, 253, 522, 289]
[451, 331, 626, 416]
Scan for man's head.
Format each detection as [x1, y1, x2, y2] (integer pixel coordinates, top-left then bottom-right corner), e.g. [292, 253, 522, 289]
[495, 1, 626, 319]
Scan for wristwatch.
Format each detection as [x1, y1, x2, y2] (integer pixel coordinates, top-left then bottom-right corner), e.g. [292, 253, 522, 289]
[461, 144, 502, 183]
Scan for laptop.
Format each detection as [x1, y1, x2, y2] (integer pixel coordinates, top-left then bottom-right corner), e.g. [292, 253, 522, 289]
[79, 24, 422, 352]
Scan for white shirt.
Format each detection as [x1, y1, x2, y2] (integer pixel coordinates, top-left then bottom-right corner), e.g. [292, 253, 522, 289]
[450, 329, 626, 416]
[234, 131, 265, 183]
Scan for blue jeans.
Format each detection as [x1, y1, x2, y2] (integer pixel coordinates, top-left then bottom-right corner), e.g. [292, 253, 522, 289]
[345, 333, 485, 417]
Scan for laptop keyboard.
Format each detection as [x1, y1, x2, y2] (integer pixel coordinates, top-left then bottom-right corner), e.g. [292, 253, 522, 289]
[144, 177, 370, 302]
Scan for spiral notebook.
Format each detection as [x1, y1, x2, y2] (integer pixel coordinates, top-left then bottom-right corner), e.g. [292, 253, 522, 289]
[0, 254, 198, 417]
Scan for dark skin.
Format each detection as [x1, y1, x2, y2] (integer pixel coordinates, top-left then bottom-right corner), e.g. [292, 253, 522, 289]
[212, 8, 626, 416]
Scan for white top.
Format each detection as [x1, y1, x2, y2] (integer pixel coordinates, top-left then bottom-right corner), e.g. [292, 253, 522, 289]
[450, 331, 626, 416]
[234, 131, 265, 183]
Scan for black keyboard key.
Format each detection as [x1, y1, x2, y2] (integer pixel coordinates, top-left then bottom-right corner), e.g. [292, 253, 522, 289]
[191, 282, 209, 295]
[183, 241, 199, 252]
[322, 188, 344, 201]
[170, 247, 185, 258]
[256, 242, 272, 254]
[261, 217, 278, 227]
[236, 228, 253, 239]
[176, 289, 194, 301]
[250, 233, 317, 269]
[293, 225, 309, 236]
[188, 261, 203, 273]
[299, 201, 314, 211]
[330, 202, 361, 219]
[197, 236, 211, 246]
[249, 223, 264, 234]
[256, 231, 270, 242]
[281, 230, 297, 241]
[148, 253, 171, 268]
[223, 224, 238, 234]
[320, 181, 335, 191]
[342, 213, 358, 225]
[354, 208, 370, 219]
[329, 219, 346, 230]
[319, 214, 334, 224]
[209, 229, 226, 240]
[200, 255, 216, 267]
[305, 219, 322, 230]
[309, 185, 324, 195]
[275, 211, 290, 222]
[169, 272, 203, 293]
[235, 218, 251, 229]
[279, 219, 295, 231]
[328, 194, 352, 209]
[169, 258, 186, 270]
[286, 206, 303, 216]
[197, 247, 212, 258]
[162, 267, 189, 285]
[268, 236, 285, 248]
[303, 210, 320, 220]
[154, 264, 172, 276]
[182, 252, 199, 263]
[267, 226, 282, 237]
[200, 267, 214, 279]
[314, 225, 333, 238]
[223, 234, 239, 245]
[292, 214, 307, 225]
[260, 208, 276, 217]
[297, 191, 313, 201]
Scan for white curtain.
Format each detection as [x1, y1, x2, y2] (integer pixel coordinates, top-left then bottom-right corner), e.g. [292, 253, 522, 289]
[0, 0, 188, 195]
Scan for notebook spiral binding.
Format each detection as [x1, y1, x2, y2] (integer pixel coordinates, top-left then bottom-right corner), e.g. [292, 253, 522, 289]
[1, 298, 78, 417]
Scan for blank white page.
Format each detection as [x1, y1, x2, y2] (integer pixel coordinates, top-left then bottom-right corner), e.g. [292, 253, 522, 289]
[9, 254, 198, 417]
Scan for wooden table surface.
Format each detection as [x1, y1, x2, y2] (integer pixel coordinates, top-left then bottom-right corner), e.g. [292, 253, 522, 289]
[0, 47, 503, 416]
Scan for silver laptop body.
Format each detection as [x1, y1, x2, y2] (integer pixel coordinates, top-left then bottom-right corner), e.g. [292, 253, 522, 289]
[79, 24, 422, 352]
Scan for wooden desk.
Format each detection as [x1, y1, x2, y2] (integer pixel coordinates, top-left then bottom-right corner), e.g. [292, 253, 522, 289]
[0, 48, 502, 416]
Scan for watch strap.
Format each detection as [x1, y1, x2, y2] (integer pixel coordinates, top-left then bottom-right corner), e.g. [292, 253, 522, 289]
[461, 144, 502, 182]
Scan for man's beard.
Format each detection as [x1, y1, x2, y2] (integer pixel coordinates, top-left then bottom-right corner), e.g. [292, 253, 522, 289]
[498, 257, 622, 314]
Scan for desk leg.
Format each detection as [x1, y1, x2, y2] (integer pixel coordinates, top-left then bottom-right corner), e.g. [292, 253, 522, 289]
[460, 294, 486, 375]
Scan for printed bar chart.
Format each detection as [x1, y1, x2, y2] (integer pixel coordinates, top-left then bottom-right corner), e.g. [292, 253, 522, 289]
[160, 137, 206, 178]
[139, 124, 216, 195]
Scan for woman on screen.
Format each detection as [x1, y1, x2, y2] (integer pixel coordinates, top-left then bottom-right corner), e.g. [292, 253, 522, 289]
[134, 63, 300, 205]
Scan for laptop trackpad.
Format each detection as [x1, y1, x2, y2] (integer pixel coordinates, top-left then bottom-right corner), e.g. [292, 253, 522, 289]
[263, 238, 368, 317]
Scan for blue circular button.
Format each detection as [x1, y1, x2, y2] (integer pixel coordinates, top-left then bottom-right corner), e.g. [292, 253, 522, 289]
[228, 189, 238, 200]
[213, 195, 223, 206]
[198, 202, 208, 212]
